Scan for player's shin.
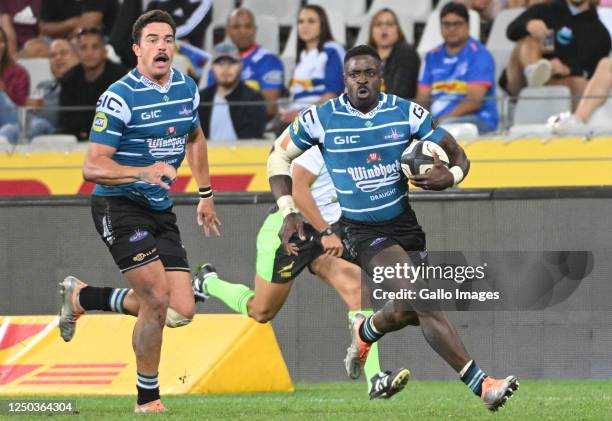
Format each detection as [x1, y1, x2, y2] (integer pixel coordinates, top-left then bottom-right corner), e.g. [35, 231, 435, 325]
[78, 286, 134, 315]
[202, 275, 254, 316]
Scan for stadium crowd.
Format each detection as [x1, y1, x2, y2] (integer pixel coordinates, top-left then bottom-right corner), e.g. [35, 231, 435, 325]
[0, 0, 610, 143]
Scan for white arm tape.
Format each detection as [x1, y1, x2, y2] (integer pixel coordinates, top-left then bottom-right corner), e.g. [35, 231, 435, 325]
[450, 166, 464, 185]
[267, 129, 305, 178]
[277, 195, 298, 218]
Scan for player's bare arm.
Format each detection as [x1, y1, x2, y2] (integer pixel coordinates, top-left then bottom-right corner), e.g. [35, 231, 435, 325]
[292, 164, 343, 257]
[268, 127, 306, 255]
[415, 84, 432, 110]
[187, 127, 221, 237]
[83, 142, 177, 189]
[409, 132, 470, 191]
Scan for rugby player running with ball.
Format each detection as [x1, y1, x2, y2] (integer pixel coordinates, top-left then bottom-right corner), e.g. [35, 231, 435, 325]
[267, 44, 519, 412]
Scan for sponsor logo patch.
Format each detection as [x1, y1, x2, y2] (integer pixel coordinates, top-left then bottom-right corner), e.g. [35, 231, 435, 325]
[292, 117, 299, 135]
[92, 112, 108, 132]
[133, 248, 157, 262]
[384, 128, 404, 140]
[147, 135, 186, 158]
[277, 261, 295, 279]
[179, 105, 191, 116]
[129, 230, 149, 242]
[347, 160, 402, 193]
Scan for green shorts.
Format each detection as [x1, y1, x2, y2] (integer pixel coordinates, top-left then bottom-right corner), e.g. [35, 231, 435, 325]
[256, 210, 323, 283]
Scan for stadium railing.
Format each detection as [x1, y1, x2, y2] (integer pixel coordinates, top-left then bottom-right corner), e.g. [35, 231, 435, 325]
[1, 94, 612, 149]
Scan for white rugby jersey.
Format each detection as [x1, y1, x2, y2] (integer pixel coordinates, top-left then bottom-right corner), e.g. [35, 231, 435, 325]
[291, 146, 341, 225]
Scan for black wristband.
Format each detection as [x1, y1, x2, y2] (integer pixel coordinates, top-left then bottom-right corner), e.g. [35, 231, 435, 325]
[199, 186, 213, 199]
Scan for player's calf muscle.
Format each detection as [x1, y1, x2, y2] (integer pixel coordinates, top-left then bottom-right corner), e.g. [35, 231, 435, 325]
[314, 257, 362, 311]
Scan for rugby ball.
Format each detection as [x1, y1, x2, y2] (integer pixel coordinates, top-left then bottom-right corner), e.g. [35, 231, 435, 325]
[401, 140, 449, 177]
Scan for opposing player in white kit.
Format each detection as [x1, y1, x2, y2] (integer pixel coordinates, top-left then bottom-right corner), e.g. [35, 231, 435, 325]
[192, 146, 411, 400]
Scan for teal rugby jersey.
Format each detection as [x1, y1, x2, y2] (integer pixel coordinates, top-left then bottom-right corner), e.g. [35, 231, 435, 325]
[89, 68, 200, 210]
[290, 93, 447, 223]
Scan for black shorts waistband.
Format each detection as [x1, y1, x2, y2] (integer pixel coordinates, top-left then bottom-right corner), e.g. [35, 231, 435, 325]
[340, 206, 416, 228]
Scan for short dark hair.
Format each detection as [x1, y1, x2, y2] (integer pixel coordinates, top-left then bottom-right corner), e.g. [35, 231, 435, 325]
[343, 44, 381, 66]
[132, 9, 177, 45]
[440, 2, 469, 22]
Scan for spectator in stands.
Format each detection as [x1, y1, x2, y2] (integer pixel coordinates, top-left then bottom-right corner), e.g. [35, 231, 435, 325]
[40, 0, 118, 39]
[0, 0, 44, 58]
[111, 0, 212, 69]
[0, 27, 29, 143]
[147, 0, 211, 47]
[59, 27, 125, 141]
[549, 57, 612, 135]
[0, 38, 79, 143]
[457, 0, 496, 31]
[367, 8, 420, 99]
[416, 2, 498, 133]
[209, 7, 285, 119]
[500, 0, 611, 106]
[489, 0, 549, 14]
[199, 42, 267, 141]
[279, 5, 345, 125]
[459, 0, 548, 22]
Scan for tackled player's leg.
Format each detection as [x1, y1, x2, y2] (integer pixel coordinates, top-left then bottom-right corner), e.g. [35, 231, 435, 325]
[311, 253, 410, 400]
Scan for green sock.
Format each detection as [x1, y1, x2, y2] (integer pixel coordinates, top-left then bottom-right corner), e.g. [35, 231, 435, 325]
[349, 309, 381, 393]
[205, 276, 255, 316]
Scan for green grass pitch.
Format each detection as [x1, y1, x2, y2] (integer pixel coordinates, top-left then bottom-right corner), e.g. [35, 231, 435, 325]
[3, 380, 612, 420]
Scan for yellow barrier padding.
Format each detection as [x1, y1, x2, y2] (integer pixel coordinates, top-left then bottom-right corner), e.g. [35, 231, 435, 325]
[0, 315, 293, 395]
[1, 137, 612, 193]
[461, 137, 612, 188]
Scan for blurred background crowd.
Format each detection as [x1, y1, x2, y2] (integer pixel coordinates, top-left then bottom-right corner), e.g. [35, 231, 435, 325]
[0, 0, 610, 145]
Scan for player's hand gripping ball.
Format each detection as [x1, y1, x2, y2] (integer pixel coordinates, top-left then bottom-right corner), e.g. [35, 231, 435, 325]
[400, 140, 450, 177]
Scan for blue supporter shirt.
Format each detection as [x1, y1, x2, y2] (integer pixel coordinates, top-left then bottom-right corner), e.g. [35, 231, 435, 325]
[419, 37, 498, 131]
[89, 68, 201, 210]
[290, 93, 447, 223]
[207, 44, 284, 92]
[289, 41, 345, 108]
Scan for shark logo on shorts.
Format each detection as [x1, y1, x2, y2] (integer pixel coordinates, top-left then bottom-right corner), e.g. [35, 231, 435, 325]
[370, 237, 387, 248]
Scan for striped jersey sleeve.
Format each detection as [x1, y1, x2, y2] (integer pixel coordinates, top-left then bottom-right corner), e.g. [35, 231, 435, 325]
[397, 97, 446, 144]
[89, 83, 132, 147]
[289, 104, 325, 151]
[185, 75, 201, 134]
